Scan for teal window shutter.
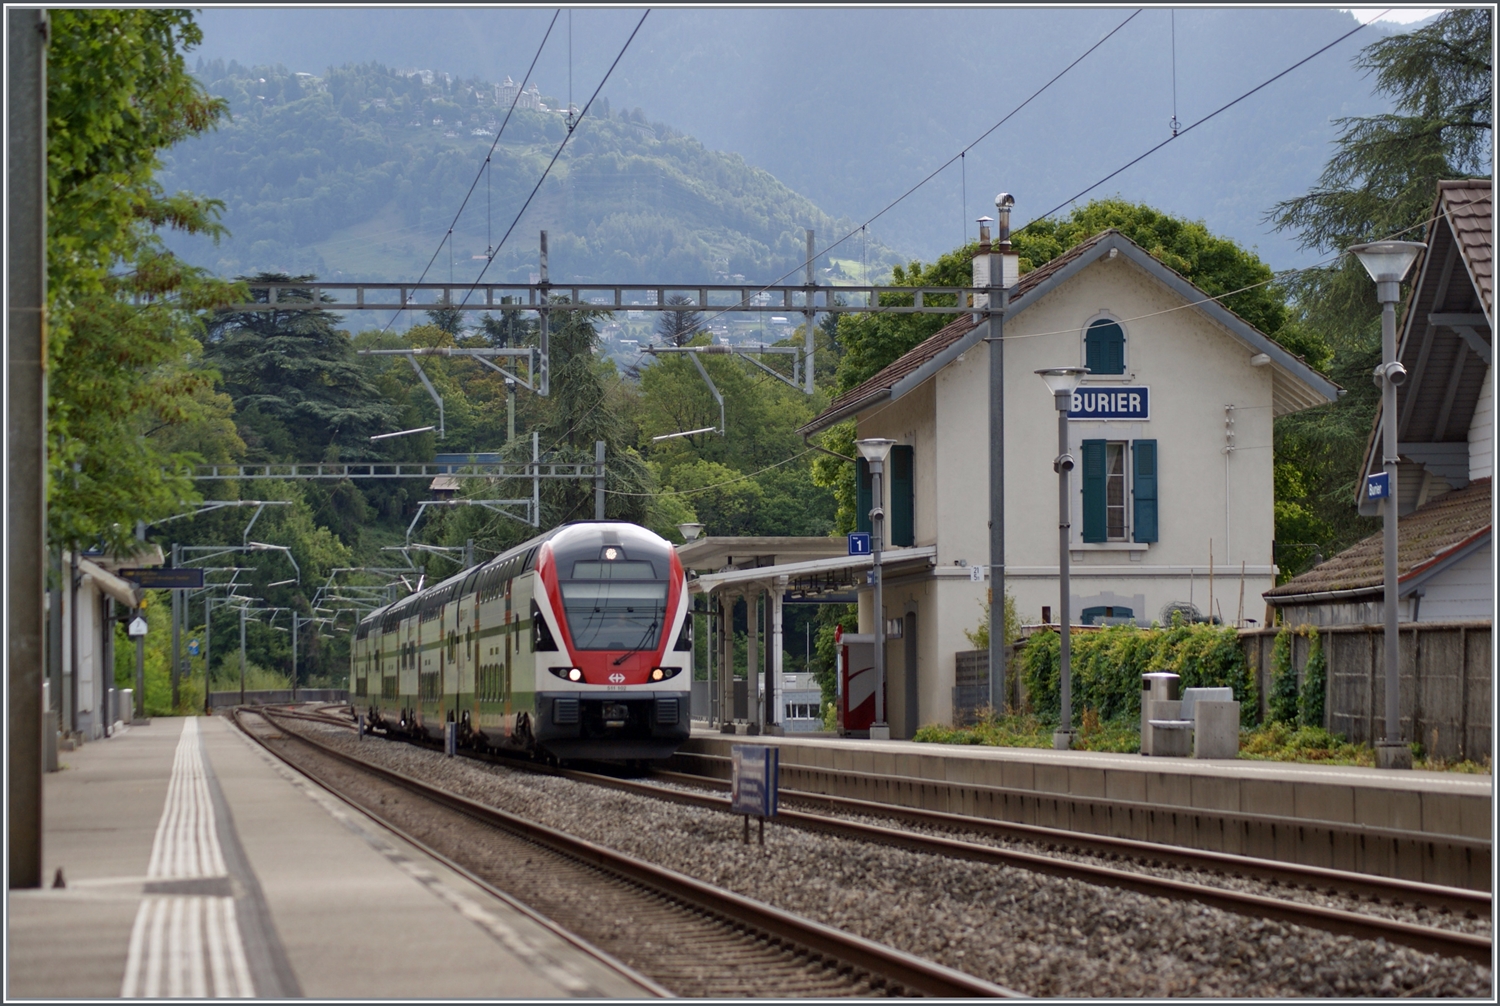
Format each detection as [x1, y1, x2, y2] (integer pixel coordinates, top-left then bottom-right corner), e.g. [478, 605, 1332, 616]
[1081, 440, 1107, 543]
[1133, 439, 1158, 543]
[856, 458, 872, 535]
[890, 445, 914, 547]
[1084, 319, 1126, 375]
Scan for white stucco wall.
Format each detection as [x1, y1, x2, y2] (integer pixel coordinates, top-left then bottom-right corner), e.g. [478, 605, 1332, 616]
[1418, 541, 1494, 621]
[854, 252, 1288, 729]
[1469, 363, 1492, 480]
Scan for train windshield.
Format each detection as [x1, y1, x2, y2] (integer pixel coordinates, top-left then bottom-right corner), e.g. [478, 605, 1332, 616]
[559, 580, 668, 650]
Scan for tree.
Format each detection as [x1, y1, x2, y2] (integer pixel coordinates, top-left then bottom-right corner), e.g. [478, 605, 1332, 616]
[206, 274, 399, 460]
[655, 294, 704, 346]
[46, 9, 244, 551]
[1266, 10, 1492, 575]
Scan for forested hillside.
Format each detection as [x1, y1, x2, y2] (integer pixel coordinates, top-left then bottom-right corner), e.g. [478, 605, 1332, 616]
[158, 60, 898, 294]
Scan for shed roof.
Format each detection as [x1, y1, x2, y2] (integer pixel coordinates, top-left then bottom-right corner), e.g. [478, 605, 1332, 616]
[800, 229, 1340, 435]
[1265, 477, 1491, 603]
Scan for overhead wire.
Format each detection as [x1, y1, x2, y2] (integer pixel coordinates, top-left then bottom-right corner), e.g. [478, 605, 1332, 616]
[458, 10, 651, 306]
[1025, 14, 1375, 226]
[685, 8, 1144, 335]
[374, 9, 562, 336]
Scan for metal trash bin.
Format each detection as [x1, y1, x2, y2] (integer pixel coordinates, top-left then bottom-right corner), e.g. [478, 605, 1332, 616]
[1140, 672, 1187, 756]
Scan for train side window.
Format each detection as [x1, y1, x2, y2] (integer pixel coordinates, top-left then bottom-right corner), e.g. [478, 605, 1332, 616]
[531, 600, 558, 651]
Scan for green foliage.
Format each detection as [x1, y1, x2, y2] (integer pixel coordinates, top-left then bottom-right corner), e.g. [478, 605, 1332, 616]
[1021, 622, 1253, 730]
[206, 275, 400, 459]
[46, 10, 245, 551]
[1239, 722, 1369, 766]
[1298, 628, 1327, 730]
[1267, 11, 1491, 569]
[1014, 199, 1296, 348]
[915, 709, 1140, 753]
[962, 592, 1019, 650]
[1268, 626, 1300, 726]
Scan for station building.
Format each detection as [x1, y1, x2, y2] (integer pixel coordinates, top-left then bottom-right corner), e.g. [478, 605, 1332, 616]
[693, 227, 1339, 738]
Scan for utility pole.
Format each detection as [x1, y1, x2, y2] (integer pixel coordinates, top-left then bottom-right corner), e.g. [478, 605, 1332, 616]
[170, 542, 181, 710]
[291, 612, 299, 703]
[204, 594, 213, 713]
[8, 6, 48, 889]
[594, 441, 606, 520]
[804, 229, 816, 395]
[987, 194, 1015, 716]
[240, 606, 247, 705]
[537, 231, 550, 397]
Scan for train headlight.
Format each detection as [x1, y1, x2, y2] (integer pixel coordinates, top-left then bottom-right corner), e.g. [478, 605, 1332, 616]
[649, 667, 681, 682]
[550, 666, 585, 682]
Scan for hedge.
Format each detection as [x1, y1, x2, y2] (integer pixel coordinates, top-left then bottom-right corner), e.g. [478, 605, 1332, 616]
[1020, 621, 1255, 729]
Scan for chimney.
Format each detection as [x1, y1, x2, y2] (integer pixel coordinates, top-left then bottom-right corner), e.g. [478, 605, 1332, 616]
[972, 217, 993, 318]
[994, 192, 1019, 288]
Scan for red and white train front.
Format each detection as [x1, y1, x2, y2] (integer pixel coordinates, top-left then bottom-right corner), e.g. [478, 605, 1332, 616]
[530, 523, 692, 760]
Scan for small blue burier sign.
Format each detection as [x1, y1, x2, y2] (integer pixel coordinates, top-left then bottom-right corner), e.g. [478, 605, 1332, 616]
[731, 744, 779, 844]
[1366, 471, 1391, 500]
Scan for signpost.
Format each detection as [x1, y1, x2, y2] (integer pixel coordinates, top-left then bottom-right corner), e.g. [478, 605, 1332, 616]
[730, 744, 779, 845]
[118, 567, 204, 589]
[127, 614, 147, 721]
[846, 532, 871, 556]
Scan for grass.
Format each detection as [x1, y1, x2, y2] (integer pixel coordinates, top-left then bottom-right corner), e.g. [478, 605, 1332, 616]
[916, 712, 1492, 773]
[209, 662, 290, 694]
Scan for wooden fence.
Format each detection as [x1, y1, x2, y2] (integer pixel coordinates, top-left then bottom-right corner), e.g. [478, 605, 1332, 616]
[1238, 622, 1492, 763]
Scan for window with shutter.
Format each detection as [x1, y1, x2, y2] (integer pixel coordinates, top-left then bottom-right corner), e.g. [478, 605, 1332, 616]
[890, 445, 914, 547]
[1081, 440, 1108, 542]
[856, 457, 873, 534]
[1132, 439, 1158, 543]
[1084, 319, 1126, 375]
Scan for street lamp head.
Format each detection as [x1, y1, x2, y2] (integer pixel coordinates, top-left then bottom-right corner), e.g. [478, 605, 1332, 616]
[854, 437, 897, 465]
[676, 522, 706, 542]
[1348, 240, 1425, 295]
[1036, 367, 1090, 409]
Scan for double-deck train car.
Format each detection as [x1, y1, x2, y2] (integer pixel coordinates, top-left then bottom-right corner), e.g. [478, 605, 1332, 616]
[351, 521, 692, 761]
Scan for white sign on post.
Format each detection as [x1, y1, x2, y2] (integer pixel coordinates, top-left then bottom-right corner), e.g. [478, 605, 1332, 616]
[969, 565, 985, 582]
[127, 616, 148, 638]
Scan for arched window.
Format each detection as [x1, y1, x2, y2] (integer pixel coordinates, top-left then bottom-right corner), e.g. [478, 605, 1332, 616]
[1084, 318, 1126, 375]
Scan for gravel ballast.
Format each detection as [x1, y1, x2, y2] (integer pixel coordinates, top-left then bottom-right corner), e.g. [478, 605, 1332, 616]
[290, 722, 1492, 998]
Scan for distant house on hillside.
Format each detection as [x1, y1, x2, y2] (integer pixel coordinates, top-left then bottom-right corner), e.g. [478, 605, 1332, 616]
[1266, 180, 1493, 626]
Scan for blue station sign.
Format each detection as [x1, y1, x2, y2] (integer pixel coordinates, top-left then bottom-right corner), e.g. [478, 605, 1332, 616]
[847, 532, 871, 556]
[730, 744, 779, 818]
[1069, 386, 1150, 421]
[1366, 471, 1391, 500]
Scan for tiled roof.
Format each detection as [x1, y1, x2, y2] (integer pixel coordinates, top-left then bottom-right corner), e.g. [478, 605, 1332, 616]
[810, 231, 1112, 425]
[1265, 478, 1492, 600]
[1439, 180, 1492, 320]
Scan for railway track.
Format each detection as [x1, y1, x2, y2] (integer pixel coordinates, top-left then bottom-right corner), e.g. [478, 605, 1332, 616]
[259, 705, 1489, 965]
[235, 707, 1018, 998]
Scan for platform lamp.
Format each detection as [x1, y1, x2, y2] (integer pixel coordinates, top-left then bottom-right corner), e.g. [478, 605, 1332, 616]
[854, 437, 897, 740]
[1035, 367, 1089, 749]
[1348, 239, 1425, 770]
[677, 522, 705, 542]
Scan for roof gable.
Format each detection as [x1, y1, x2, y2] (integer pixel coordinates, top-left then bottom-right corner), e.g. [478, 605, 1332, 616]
[1267, 477, 1491, 601]
[802, 228, 1339, 434]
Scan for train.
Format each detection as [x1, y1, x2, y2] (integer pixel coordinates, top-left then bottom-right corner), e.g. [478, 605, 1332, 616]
[351, 521, 693, 762]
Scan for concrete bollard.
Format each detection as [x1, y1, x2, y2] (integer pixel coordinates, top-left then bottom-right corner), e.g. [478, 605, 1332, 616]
[1192, 700, 1241, 759]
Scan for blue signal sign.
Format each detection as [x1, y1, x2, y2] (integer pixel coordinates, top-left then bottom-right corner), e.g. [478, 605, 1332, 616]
[847, 532, 871, 556]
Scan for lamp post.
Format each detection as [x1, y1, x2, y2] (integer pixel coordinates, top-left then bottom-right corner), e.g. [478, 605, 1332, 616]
[1348, 239, 1424, 770]
[1036, 367, 1089, 750]
[855, 437, 896, 740]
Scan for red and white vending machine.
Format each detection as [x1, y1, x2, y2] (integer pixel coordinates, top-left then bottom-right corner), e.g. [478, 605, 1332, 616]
[836, 626, 880, 736]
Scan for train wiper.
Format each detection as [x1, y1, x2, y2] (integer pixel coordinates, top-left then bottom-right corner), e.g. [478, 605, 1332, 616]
[612, 611, 660, 666]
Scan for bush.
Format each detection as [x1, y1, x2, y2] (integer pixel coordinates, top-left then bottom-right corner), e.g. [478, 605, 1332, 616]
[1298, 628, 1326, 729]
[1268, 626, 1299, 725]
[1020, 621, 1253, 730]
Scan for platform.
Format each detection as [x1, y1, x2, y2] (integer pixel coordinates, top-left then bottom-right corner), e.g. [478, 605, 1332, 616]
[8, 715, 657, 999]
[682, 728, 1492, 840]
